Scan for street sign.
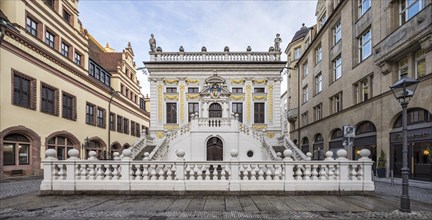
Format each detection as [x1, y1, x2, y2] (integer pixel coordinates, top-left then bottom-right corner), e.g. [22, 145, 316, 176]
[343, 125, 355, 138]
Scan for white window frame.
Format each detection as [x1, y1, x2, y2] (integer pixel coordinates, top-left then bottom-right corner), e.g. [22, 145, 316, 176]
[359, 29, 371, 62]
[315, 44, 322, 64]
[358, 0, 371, 18]
[303, 61, 308, 78]
[334, 55, 342, 81]
[303, 85, 309, 104]
[400, 0, 425, 25]
[333, 20, 341, 44]
[315, 73, 323, 94]
[294, 47, 302, 60]
[319, 11, 327, 28]
[415, 50, 426, 79]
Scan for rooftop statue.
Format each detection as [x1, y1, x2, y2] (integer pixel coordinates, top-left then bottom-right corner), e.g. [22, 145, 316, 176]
[149, 34, 156, 52]
[274, 33, 282, 52]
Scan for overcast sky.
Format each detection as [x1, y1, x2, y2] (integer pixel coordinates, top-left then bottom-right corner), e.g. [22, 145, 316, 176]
[79, 0, 318, 96]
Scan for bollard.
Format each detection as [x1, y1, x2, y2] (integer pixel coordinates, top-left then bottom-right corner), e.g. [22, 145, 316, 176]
[391, 170, 394, 187]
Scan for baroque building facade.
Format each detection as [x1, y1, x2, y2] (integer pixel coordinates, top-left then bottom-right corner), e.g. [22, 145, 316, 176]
[286, 0, 432, 181]
[144, 45, 286, 161]
[0, 0, 149, 178]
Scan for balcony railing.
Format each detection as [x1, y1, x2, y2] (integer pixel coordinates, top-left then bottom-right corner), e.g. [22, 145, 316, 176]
[40, 148, 374, 194]
[286, 108, 298, 121]
[150, 51, 282, 62]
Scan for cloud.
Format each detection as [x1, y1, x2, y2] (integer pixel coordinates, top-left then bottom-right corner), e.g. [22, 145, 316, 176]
[78, 0, 317, 96]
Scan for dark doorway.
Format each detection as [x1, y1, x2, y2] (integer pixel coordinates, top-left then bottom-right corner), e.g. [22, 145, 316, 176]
[207, 137, 223, 161]
[209, 103, 222, 118]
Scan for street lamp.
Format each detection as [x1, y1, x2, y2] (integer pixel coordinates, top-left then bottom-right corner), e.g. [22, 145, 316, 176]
[107, 89, 121, 159]
[389, 74, 419, 213]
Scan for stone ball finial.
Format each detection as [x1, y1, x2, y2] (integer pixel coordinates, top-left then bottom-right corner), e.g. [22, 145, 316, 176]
[224, 46, 229, 52]
[336, 149, 348, 160]
[156, 46, 162, 52]
[143, 152, 150, 161]
[176, 149, 185, 158]
[276, 152, 282, 158]
[283, 149, 292, 158]
[246, 46, 252, 52]
[179, 46, 184, 52]
[269, 46, 275, 52]
[113, 152, 120, 161]
[201, 46, 207, 52]
[67, 149, 80, 160]
[324, 151, 334, 161]
[359, 149, 372, 161]
[121, 149, 132, 161]
[230, 149, 239, 158]
[306, 152, 312, 160]
[45, 149, 57, 160]
[88, 151, 98, 161]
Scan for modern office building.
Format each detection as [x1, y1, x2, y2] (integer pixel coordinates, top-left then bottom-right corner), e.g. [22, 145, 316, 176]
[0, 0, 149, 178]
[286, 0, 431, 180]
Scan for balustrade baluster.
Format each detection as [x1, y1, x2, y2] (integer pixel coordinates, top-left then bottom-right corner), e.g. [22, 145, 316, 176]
[193, 164, 200, 180]
[104, 165, 112, 180]
[250, 165, 257, 180]
[88, 165, 96, 180]
[80, 165, 88, 179]
[141, 164, 149, 180]
[333, 165, 339, 180]
[135, 165, 142, 180]
[96, 164, 104, 180]
[257, 165, 264, 180]
[318, 165, 327, 180]
[166, 165, 173, 180]
[185, 164, 192, 180]
[311, 165, 318, 180]
[304, 165, 311, 180]
[158, 165, 165, 180]
[349, 165, 357, 180]
[356, 165, 363, 181]
[275, 165, 282, 180]
[150, 165, 157, 180]
[265, 165, 272, 180]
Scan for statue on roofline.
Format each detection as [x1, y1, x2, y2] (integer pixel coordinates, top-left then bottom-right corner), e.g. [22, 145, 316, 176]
[274, 33, 282, 52]
[149, 34, 156, 52]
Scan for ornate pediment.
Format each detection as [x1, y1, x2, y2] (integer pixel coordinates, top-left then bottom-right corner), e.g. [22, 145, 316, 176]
[201, 73, 231, 99]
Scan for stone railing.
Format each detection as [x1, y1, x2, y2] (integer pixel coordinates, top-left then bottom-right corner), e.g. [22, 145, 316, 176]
[149, 123, 192, 160]
[40, 148, 374, 194]
[197, 118, 232, 128]
[130, 136, 147, 159]
[284, 137, 307, 161]
[150, 51, 281, 62]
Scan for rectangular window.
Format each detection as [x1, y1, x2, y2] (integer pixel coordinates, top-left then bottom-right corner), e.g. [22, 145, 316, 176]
[400, 0, 425, 25]
[232, 103, 243, 123]
[361, 80, 369, 101]
[314, 104, 322, 121]
[117, 115, 123, 133]
[330, 92, 343, 114]
[315, 73, 323, 94]
[358, 0, 371, 17]
[166, 103, 177, 124]
[61, 42, 69, 58]
[3, 144, 15, 166]
[303, 85, 309, 103]
[416, 50, 426, 78]
[41, 85, 56, 115]
[95, 67, 100, 80]
[254, 103, 265, 123]
[123, 118, 129, 134]
[232, 87, 243, 93]
[109, 112, 116, 131]
[334, 55, 342, 81]
[359, 29, 371, 61]
[333, 20, 341, 44]
[399, 58, 408, 77]
[140, 98, 146, 110]
[45, 0, 54, 8]
[294, 47, 302, 60]
[254, 88, 265, 93]
[45, 31, 54, 48]
[86, 103, 95, 125]
[187, 87, 199, 93]
[315, 44, 322, 64]
[63, 10, 71, 23]
[319, 11, 327, 28]
[74, 52, 81, 66]
[303, 61, 308, 78]
[188, 103, 199, 122]
[26, 17, 37, 37]
[18, 144, 30, 165]
[166, 87, 177, 93]
[97, 108, 105, 128]
[131, 121, 136, 136]
[136, 123, 141, 137]
[13, 74, 31, 108]
[89, 63, 95, 76]
[62, 93, 75, 120]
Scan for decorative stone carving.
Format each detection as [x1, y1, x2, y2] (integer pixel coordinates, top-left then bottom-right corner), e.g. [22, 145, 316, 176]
[231, 79, 244, 84]
[230, 94, 244, 101]
[268, 46, 275, 52]
[187, 94, 200, 100]
[164, 124, 179, 131]
[274, 33, 282, 52]
[156, 46, 162, 52]
[149, 34, 156, 52]
[224, 46, 229, 52]
[179, 46, 184, 52]
[165, 94, 178, 101]
[156, 132, 165, 139]
[164, 79, 178, 84]
[253, 94, 267, 100]
[247, 46, 252, 52]
[253, 79, 267, 84]
[201, 46, 207, 52]
[379, 62, 392, 75]
[186, 79, 199, 84]
[252, 124, 267, 130]
[266, 132, 275, 138]
[420, 34, 432, 52]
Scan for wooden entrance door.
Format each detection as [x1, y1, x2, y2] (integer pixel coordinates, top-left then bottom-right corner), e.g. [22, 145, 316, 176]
[207, 137, 223, 161]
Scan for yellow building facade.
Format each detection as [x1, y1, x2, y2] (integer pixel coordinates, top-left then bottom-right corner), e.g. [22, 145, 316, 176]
[0, 0, 149, 178]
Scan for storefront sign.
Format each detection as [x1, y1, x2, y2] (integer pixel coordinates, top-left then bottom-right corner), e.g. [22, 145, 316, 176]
[390, 128, 431, 142]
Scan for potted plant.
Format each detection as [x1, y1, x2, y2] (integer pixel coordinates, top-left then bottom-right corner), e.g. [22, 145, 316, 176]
[377, 149, 387, 178]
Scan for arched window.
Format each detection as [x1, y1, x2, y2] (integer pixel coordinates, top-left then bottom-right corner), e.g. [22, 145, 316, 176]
[301, 137, 309, 154]
[47, 136, 77, 160]
[111, 142, 122, 157]
[3, 134, 30, 166]
[331, 129, 343, 139]
[356, 121, 376, 135]
[393, 108, 432, 128]
[85, 140, 105, 159]
[209, 103, 222, 118]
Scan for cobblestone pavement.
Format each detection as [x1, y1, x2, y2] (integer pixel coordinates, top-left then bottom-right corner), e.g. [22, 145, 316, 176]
[1, 178, 431, 219]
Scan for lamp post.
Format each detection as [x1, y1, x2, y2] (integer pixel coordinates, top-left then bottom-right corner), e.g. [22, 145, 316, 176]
[107, 89, 121, 159]
[389, 74, 419, 213]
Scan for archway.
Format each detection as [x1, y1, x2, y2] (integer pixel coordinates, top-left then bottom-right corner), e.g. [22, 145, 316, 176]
[354, 121, 377, 174]
[209, 103, 222, 118]
[207, 137, 223, 161]
[301, 137, 309, 154]
[45, 131, 80, 160]
[329, 128, 343, 158]
[111, 142, 122, 157]
[313, 134, 324, 160]
[390, 108, 431, 181]
[85, 137, 106, 159]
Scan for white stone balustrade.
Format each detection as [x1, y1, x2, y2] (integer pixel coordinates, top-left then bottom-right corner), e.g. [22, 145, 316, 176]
[150, 51, 281, 62]
[40, 148, 374, 193]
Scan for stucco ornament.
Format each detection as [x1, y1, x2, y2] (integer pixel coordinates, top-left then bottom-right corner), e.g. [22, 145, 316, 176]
[210, 82, 222, 99]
